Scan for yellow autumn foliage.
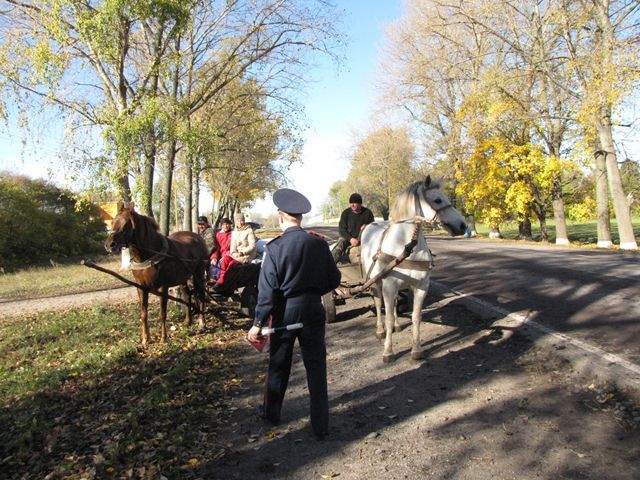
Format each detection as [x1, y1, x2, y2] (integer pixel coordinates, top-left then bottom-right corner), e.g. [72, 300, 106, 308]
[456, 137, 566, 227]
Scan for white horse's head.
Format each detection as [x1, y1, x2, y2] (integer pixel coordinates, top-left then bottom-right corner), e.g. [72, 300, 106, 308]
[390, 175, 467, 236]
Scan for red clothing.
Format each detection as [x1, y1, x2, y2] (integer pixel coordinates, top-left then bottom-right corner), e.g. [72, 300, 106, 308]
[211, 230, 232, 263]
[216, 254, 239, 285]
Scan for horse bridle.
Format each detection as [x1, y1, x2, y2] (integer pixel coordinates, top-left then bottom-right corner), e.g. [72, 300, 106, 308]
[109, 217, 136, 251]
[414, 186, 455, 225]
[110, 215, 170, 270]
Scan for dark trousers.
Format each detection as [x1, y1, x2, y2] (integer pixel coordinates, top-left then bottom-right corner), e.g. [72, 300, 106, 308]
[332, 237, 350, 262]
[263, 297, 328, 436]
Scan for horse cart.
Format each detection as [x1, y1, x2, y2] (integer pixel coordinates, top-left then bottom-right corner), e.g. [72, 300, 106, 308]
[206, 262, 261, 317]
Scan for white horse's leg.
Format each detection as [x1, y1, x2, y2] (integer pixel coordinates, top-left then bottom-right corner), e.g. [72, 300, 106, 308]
[393, 300, 402, 332]
[382, 284, 399, 363]
[410, 286, 429, 360]
[371, 284, 385, 340]
[374, 296, 385, 339]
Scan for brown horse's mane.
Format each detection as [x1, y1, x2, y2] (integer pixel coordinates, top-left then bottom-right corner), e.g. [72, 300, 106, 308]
[130, 209, 162, 249]
[390, 177, 442, 222]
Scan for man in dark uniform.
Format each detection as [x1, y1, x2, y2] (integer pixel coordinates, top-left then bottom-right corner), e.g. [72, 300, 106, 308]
[332, 192, 375, 262]
[247, 188, 341, 439]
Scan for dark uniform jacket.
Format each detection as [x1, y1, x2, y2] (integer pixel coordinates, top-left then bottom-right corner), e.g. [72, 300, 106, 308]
[338, 207, 375, 241]
[253, 226, 341, 327]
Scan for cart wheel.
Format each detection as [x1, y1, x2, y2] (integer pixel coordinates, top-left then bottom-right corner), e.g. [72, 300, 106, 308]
[322, 292, 336, 324]
[240, 286, 258, 318]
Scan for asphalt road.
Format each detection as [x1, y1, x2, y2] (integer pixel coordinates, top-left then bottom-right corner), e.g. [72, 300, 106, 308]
[428, 237, 640, 366]
[309, 226, 640, 369]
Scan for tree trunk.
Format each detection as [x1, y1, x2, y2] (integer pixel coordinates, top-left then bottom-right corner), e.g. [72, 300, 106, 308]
[551, 175, 569, 245]
[518, 216, 533, 241]
[465, 214, 477, 237]
[174, 181, 179, 232]
[139, 62, 160, 217]
[596, 114, 637, 249]
[183, 161, 193, 231]
[539, 216, 549, 242]
[594, 149, 613, 248]
[592, 5, 637, 250]
[140, 145, 155, 217]
[159, 139, 178, 235]
[116, 170, 132, 202]
[159, 37, 181, 236]
[192, 167, 200, 232]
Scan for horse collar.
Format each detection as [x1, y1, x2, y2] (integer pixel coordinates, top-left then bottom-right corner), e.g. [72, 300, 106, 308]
[129, 235, 170, 270]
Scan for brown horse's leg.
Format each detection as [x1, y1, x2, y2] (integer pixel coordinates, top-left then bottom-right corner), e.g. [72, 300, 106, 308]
[181, 285, 192, 326]
[138, 288, 150, 347]
[160, 287, 168, 342]
[194, 269, 206, 332]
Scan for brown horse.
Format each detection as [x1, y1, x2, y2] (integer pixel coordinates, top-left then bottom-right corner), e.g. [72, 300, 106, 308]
[104, 201, 209, 347]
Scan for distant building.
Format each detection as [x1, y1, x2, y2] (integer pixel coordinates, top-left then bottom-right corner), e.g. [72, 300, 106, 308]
[99, 202, 119, 230]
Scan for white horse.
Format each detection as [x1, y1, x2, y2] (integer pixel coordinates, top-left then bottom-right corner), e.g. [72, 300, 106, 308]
[360, 176, 468, 363]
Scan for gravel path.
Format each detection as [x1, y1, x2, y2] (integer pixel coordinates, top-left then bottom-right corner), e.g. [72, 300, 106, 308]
[0, 286, 138, 318]
[208, 292, 640, 480]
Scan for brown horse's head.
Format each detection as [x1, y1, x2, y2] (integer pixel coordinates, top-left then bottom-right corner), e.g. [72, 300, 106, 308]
[105, 201, 140, 253]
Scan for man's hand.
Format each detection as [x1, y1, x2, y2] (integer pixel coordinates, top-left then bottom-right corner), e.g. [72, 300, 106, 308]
[349, 237, 360, 247]
[247, 325, 262, 342]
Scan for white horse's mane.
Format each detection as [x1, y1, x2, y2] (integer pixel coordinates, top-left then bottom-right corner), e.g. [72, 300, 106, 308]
[390, 177, 442, 223]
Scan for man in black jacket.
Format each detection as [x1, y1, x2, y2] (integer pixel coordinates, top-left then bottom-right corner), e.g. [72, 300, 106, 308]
[247, 188, 341, 439]
[332, 192, 375, 262]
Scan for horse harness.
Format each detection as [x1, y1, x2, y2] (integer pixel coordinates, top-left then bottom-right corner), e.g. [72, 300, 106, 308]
[368, 218, 435, 276]
[122, 221, 200, 272]
[129, 234, 171, 270]
[365, 187, 455, 278]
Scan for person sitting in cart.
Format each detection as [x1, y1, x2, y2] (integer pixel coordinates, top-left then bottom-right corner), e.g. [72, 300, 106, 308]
[213, 213, 257, 289]
[209, 217, 233, 281]
[197, 216, 217, 256]
[332, 193, 374, 263]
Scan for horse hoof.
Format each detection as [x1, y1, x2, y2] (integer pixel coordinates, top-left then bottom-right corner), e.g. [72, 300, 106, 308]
[411, 350, 424, 360]
[382, 353, 396, 363]
[376, 331, 385, 340]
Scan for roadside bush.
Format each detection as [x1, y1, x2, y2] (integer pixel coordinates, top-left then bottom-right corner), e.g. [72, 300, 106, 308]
[0, 173, 106, 271]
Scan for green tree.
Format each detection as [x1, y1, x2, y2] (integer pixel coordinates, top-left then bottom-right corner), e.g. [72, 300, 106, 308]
[0, 173, 105, 270]
[344, 126, 418, 220]
[0, 0, 192, 200]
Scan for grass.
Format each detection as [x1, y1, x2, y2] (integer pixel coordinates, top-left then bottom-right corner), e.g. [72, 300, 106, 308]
[474, 217, 640, 247]
[0, 231, 280, 301]
[0, 301, 251, 479]
[0, 256, 132, 301]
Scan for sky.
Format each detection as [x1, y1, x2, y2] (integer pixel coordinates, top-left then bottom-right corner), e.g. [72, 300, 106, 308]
[252, 0, 404, 218]
[0, 1, 404, 219]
